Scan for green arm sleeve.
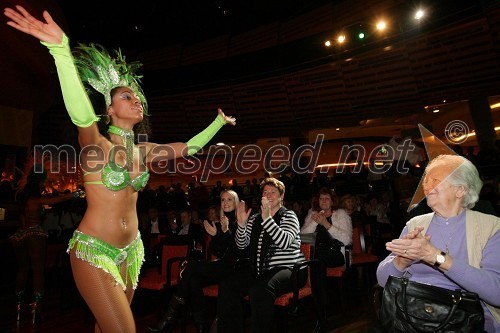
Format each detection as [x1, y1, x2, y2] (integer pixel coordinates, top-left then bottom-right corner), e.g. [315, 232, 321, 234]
[41, 35, 99, 128]
[186, 114, 226, 155]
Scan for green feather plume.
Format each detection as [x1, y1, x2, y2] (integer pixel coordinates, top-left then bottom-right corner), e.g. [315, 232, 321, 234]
[73, 44, 148, 115]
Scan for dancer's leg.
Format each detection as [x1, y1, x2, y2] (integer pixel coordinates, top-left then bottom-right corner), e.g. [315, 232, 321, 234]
[70, 249, 135, 333]
[25, 235, 46, 293]
[12, 239, 29, 292]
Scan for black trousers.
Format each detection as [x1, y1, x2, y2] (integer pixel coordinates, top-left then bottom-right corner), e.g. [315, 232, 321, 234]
[314, 246, 345, 306]
[176, 259, 235, 315]
[217, 266, 306, 333]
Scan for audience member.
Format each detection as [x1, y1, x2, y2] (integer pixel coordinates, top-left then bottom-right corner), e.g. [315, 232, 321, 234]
[301, 187, 352, 329]
[217, 178, 305, 333]
[167, 208, 204, 259]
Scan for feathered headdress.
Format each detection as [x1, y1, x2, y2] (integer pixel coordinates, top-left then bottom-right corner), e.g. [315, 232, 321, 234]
[73, 44, 148, 115]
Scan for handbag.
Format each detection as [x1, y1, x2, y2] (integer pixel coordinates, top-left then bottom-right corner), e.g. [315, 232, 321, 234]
[379, 275, 484, 333]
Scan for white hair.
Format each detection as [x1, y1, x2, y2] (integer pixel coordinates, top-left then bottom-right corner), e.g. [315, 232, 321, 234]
[426, 155, 482, 209]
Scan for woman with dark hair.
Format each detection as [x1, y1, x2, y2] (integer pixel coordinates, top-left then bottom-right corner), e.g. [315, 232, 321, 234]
[300, 187, 352, 329]
[4, 6, 235, 332]
[11, 167, 78, 323]
[148, 190, 245, 333]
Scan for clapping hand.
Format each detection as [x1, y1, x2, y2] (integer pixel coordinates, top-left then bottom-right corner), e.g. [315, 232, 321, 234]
[236, 201, 251, 227]
[203, 220, 217, 236]
[387, 226, 434, 270]
[220, 215, 229, 233]
[4, 6, 64, 44]
[217, 108, 236, 126]
[312, 210, 329, 228]
[261, 197, 272, 220]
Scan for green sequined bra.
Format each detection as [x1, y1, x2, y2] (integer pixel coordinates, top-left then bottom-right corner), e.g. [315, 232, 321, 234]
[84, 160, 149, 192]
[84, 126, 149, 191]
[101, 160, 149, 191]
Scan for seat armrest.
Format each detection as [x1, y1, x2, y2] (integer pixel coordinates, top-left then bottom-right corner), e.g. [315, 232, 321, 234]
[165, 256, 188, 287]
[290, 259, 319, 305]
[344, 245, 352, 269]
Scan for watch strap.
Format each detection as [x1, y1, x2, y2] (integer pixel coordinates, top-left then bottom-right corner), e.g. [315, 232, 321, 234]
[434, 250, 446, 267]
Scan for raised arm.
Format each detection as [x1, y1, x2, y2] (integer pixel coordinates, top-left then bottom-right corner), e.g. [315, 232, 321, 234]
[143, 108, 236, 162]
[4, 6, 100, 146]
[38, 192, 75, 206]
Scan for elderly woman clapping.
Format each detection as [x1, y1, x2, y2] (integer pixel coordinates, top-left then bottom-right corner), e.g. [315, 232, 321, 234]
[376, 154, 500, 333]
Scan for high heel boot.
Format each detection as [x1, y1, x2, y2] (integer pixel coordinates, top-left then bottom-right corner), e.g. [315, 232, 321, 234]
[192, 310, 209, 333]
[313, 299, 328, 333]
[15, 290, 25, 321]
[147, 295, 186, 332]
[31, 291, 44, 324]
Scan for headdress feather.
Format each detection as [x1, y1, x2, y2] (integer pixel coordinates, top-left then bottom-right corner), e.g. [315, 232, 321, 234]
[73, 44, 148, 115]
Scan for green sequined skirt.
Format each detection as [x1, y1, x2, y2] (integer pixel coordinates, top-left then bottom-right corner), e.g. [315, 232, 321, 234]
[67, 230, 144, 290]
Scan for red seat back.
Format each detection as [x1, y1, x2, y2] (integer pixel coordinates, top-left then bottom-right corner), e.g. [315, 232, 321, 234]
[352, 227, 363, 254]
[160, 243, 189, 279]
[138, 243, 189, 290]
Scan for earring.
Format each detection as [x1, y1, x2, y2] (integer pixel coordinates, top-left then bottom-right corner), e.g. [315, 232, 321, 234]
[103, 115, 110, 125]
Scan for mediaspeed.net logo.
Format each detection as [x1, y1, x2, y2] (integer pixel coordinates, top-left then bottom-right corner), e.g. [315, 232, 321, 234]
[407, 122, 469, 212]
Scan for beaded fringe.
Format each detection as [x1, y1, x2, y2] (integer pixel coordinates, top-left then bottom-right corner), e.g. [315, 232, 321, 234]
[67, 233, 144, 290]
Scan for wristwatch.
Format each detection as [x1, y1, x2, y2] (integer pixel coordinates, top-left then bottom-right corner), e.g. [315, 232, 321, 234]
[434, 250, 446, 267]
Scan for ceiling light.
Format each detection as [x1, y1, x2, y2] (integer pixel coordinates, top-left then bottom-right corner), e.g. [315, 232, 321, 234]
[324, 40, 331, 47]
[216, 142, 225, 146]
[337, 35, 346, 44]
[414, 10, 425, 20]
[376, 21, 387, 31]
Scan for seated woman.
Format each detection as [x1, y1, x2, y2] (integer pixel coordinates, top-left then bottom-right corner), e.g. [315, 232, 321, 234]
[340, 193, 368, 231]
[377, 154, 500, 333]
[363, 192, 391, 236]
[147, 190, 245, 333]
[217, 178, 306, 333]
[300, 187, 352, 329]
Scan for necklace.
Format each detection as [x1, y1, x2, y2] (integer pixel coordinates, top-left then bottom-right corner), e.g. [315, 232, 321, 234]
[438, 221, 461, 254]
[108, 125, 135, 169]
[435, 208, 465, 253]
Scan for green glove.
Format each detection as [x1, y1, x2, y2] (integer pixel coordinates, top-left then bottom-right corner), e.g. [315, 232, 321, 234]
[186, 114, 226, 155]
[41, 35, 98, 128]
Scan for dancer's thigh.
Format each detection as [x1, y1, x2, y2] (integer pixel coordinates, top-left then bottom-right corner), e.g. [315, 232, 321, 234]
[70, 250, 135, 333]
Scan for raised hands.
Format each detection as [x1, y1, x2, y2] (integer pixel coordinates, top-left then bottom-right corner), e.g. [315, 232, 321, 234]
[261, 197, 272, 221]
[4, 5, 64, 44]
[217, 108, 236, 126]
[387, 226, 436, 270]
[236, 201, 251, 227]
[220, 215, 229, 233]
[203, 220, 217, 236]
[311, 210, 329, 229]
